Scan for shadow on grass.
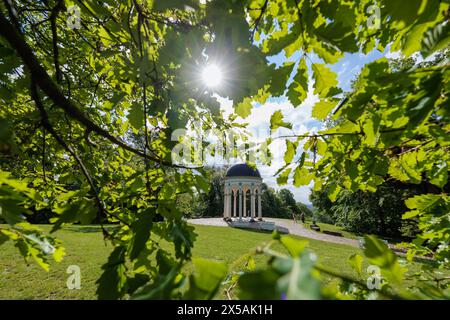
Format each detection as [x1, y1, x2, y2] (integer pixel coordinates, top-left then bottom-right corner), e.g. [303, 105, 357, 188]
[64, 224, 119, 233]
[228, 226, 290, 235]
[411, 256, 440, 267]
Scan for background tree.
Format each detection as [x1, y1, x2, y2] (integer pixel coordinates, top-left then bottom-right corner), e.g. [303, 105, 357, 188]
[296, 201, 314, 218]
[278, 188, 299, 218]
[260, 183, 283, 218]
[199, 167, 226, 217]
[311, 181, 422, 238]
[309, 52, 450, 239]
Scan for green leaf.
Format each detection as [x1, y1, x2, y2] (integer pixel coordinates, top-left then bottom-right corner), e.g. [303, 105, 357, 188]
[270, 110, 292, 133]
[362, 112, 381, 146]
[293, 167, 313, 187]
[421, 21, 450, 58]
[427, 161, 448, 188]
[405, 194, 443, 212]
[184, 258, 227, 300]
[277, 252, 322, 300]
[407, 75, 441, 127]
[246, 256, 256, 271]
[170, 222, 196, 259]
[284, 140, 298, 164]
[238, 269, 280, 300]
[98, 27, 113, 46]
[129, 210, 153, 260]
[96, 246, 127, 300]
[287, 59, 308, 107]
[327, 184, 341, 202]
[364, 235, 393, 261]
[128, 103, 144, 130]
[133, 265, 183, 300]
[234, 98, 252, 119]
[280, 236, 308, 257]
[402, 209, 421, 219]
[348, 253, 363, 275]
[126, 274, 150, 296]
[51, 200, 97, 232]
[312, 64, 339, 98]
[388, 151, 426, 184]
[384, 0, 423, 28]
[312, 99, 338, 120]
[277, 168, 292, 186]
[311, 38, 344, 64]
[18, 238, 50, 272]
[0, 199, 26, 225]
[270, 62, 295, 97]
[363, 235, 406, 283]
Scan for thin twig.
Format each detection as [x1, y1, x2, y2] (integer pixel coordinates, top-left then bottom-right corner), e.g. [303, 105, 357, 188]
[250, 0, 269, 41]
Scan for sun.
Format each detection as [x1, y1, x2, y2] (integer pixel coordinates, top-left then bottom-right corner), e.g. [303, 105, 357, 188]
[202, 64, 223, 88]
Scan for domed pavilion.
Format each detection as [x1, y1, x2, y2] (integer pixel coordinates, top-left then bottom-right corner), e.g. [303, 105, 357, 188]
[223, 163, 263, 221]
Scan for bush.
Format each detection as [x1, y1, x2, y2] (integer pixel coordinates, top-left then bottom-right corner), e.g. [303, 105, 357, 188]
[310, 181, 421, 238]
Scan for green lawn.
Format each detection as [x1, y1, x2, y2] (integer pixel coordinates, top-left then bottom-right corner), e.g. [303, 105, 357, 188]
[0, 224, 440, 299]
[301, 219, 360, 240]
[301, 219, 410, 243]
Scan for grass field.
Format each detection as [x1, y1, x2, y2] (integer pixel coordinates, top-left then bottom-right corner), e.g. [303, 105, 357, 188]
[0, 223, 440, 299]
[301, 218, 359, 239]
[301, 219, 411, 244]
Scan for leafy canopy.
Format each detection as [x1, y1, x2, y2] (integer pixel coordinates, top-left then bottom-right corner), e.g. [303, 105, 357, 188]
[0, 0, 449, 300]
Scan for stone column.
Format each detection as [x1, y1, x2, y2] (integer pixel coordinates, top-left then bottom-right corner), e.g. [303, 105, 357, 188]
[257, 188, 262, 220]
[229, 190, 232, 218]
[251, 190, 255, 219]
[227, 192, 231, 218]
[224, 187, 227, 218]
[233, 190, 237, 218]
[243, 190, 247, 218]
[238, 189, 243, 221]
[225, 189, 230, 218]
[228, 192, 231, 218]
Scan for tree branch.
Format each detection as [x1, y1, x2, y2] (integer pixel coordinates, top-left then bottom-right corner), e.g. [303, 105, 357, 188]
[42, 126, 46, 183]
[250, 0, 269, 41]
[0, 10, 198, 170]
[30, 80, 130, 229]
[49, 0, 64, 84]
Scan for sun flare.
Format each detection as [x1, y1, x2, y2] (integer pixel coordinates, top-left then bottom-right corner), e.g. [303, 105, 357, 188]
[202, 64, 223, 87]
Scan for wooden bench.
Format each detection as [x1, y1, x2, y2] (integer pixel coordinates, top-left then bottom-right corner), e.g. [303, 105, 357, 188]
[310, 224, 321, 232]
[322, 230, 343, 237]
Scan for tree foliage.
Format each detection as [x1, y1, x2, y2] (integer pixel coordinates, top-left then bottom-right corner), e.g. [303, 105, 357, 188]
[311, 182, 422, 238]
[0, 0, 449, 299]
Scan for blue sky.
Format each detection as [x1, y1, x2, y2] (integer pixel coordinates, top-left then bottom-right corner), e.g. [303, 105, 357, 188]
[217, 46, 392, 204]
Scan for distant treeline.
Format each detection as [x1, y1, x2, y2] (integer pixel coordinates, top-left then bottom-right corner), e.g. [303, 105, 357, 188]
[309, 180, 442, 239]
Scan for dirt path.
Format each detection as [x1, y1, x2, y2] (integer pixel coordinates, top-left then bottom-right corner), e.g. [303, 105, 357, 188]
[188, 217, 359, 248]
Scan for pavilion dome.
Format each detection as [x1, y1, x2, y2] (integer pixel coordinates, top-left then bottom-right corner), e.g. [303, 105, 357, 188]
[226, 163, 261, 178]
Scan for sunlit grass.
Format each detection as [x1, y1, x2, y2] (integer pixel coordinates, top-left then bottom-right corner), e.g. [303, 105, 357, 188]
[0, 224, 442, 299]
[301, 218, 360, 240]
